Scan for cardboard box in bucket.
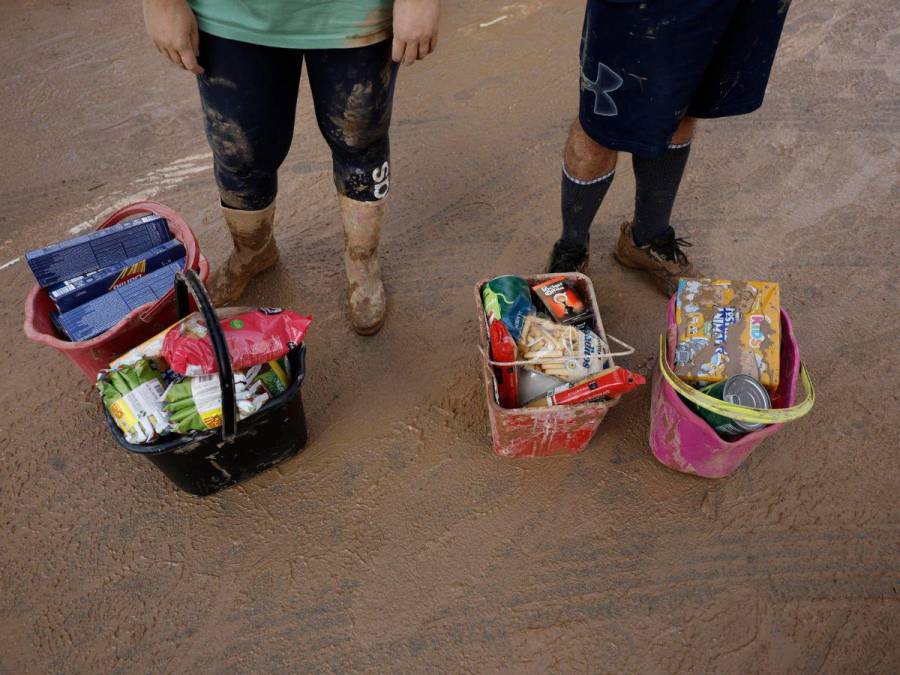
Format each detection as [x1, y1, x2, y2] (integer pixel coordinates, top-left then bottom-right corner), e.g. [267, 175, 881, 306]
[23, 202, 208, 381]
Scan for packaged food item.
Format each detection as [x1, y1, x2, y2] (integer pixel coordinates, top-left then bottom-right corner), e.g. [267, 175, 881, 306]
[109, 317, 184, 369]
[248, 359, 290, 397]
[489, 320, 519, 408]
[48, 239, 185, 313]
[481, 275, 534, 340]
[674, 278, 781, 388]
[162, 371, 271, 434]
[162, 308, 312, 375]
[26, 215, 171, 287]
[97, 359, 170, 444]
[517, 315, 609, 382]
[54, 260, 185, 342]
[531, 276, 593, 325]
[688, 374, 771, 438]
[524, 367, 646, 408]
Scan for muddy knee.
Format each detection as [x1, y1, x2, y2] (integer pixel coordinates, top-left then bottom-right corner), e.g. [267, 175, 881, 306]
[319, 106, 392, 202]
[202, 107, 285, 210]
[564, 118, 618, 181]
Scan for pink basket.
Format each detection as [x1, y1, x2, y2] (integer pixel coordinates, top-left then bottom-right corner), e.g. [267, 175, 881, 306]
[648, 295, 801, 478]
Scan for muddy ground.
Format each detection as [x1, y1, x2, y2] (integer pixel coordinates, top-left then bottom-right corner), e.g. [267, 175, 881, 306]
[1, 1, 898, 672]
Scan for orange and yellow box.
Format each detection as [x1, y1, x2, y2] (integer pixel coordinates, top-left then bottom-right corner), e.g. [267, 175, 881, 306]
[673, 278, 781, 389]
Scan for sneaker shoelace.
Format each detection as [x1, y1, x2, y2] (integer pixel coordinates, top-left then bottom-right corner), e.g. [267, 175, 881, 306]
[649, 234, 693, 266]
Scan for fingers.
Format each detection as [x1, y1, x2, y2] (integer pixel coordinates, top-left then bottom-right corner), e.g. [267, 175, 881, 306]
[392, 37, 405, 63]
[402, 42, 417, 66]
[178, 46, 204, 75]
[189, 21, 204, 74]
[162, 46, 183, 68]
[393, 36, 438, 66]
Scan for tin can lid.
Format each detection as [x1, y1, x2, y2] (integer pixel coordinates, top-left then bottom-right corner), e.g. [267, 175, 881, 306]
[722, 375, 771, 431]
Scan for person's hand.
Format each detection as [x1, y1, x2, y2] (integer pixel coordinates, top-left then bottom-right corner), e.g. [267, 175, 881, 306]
[143, 0, 204, 75]
[392, 0, 440, 66]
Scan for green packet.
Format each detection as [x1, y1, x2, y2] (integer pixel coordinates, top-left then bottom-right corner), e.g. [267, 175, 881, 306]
[97, 359, 169, 444]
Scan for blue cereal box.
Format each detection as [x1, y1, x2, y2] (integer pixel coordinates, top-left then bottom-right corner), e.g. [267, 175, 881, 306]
[26, 215, 171, 287]
[47, 239, 185, 313]
[55, 259, 185, 342]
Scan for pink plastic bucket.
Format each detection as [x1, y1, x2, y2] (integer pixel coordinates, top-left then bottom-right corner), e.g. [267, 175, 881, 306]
[649, 296, 801, 478]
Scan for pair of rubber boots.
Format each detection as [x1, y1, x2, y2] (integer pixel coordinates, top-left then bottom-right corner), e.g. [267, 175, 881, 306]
[207, 201, 386, 336]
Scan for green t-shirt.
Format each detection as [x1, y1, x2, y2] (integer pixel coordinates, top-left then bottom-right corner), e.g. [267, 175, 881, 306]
[188, 0, 394, 50]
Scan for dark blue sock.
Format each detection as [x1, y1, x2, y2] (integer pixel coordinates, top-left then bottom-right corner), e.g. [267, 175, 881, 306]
[632, 142, 691, 246]
[560, 166, 615, 248]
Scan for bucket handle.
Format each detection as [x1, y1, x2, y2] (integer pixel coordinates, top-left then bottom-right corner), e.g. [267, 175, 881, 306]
[173, 270, 238, 441]
[481, 332, 635, 367]
[658, 334, 815, 425]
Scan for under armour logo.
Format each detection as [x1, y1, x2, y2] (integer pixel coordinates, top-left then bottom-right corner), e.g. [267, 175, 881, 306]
[581, 62, 623, 117]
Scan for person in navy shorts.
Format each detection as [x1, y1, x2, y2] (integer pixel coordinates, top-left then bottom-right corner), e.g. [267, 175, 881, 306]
[546, 0, 792, 296]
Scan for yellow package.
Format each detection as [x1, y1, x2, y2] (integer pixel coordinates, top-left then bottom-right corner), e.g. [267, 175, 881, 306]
[673, 278, 780, 388]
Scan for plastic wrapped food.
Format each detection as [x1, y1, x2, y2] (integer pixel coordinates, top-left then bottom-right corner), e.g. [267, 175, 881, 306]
[516, 315, 608, 382]
[97, 359, 170, 444]
[162, 370, 272, 433]
[162, 308, 312, 376]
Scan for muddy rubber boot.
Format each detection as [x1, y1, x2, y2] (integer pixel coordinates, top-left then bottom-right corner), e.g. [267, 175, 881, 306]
[340, 197, 387, 335]
[207, 203, 280, 307]
[614, 221, 701, 297]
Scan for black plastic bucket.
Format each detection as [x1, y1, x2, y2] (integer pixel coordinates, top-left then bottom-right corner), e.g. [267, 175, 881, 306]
[103, 269, 309, 495]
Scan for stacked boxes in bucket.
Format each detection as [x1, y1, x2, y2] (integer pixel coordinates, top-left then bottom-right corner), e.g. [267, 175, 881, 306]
[26, 215, 184, 342]
[478, 273, 645, 458]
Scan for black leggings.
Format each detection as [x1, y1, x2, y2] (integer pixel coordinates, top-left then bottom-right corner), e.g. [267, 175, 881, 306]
[197, 32, 399, 210]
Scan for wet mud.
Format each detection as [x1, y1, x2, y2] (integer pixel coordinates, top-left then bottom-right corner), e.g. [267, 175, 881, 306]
[1, 0, 899, 672]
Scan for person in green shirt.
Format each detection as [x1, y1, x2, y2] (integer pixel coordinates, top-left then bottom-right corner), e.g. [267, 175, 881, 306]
[143, 0, 440, 335]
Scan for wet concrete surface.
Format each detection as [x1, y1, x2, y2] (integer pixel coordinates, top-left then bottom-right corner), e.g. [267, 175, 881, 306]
[1, 0, 898, 672]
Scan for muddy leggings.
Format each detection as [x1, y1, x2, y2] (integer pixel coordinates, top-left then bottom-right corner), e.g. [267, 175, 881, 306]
[197, 32, 399, 210]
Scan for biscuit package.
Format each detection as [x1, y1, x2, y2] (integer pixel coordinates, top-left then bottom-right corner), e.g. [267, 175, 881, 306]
[674, 278, 781, 389]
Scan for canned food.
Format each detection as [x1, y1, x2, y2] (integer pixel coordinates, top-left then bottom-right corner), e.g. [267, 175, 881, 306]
[694, 374, 771, 437]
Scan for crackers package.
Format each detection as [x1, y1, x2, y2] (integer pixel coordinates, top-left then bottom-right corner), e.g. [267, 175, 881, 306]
[674, 279, 781, 388]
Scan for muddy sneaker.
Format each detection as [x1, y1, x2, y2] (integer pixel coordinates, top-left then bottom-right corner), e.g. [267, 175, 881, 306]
[546, 239, 590, 274]
[613, 221, 700, 297]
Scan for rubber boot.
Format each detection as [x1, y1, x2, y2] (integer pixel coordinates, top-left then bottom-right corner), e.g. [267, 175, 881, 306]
[207, 202, 279, 307]
[340, 197, 387, 335]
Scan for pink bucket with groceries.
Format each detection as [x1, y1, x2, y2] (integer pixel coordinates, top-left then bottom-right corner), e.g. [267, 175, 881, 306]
[649, 281, 815, 479]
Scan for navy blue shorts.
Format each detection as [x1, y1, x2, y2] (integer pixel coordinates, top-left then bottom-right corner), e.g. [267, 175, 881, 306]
[579, 0, 791, 158]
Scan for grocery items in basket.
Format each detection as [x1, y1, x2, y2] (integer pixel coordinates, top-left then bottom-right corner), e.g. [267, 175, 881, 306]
[480, 274, 643, 410]
[98, 306, 311, 444]
[25, 215, 183, 342]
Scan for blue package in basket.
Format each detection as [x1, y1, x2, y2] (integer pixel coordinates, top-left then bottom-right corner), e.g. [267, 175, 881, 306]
[47, 239, 185, 313]
[54, 259, 185, 342]
[26, 215, 171, 287]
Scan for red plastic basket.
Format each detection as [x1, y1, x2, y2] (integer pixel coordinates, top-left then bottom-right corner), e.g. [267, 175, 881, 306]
[476, 273, 626, 458]
[23, 201, 208, 381]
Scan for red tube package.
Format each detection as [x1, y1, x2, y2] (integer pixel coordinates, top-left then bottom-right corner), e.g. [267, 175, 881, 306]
[489, 320, 519, 409]
[163, 308, 312, 375]
[525, 367, 645, 408]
